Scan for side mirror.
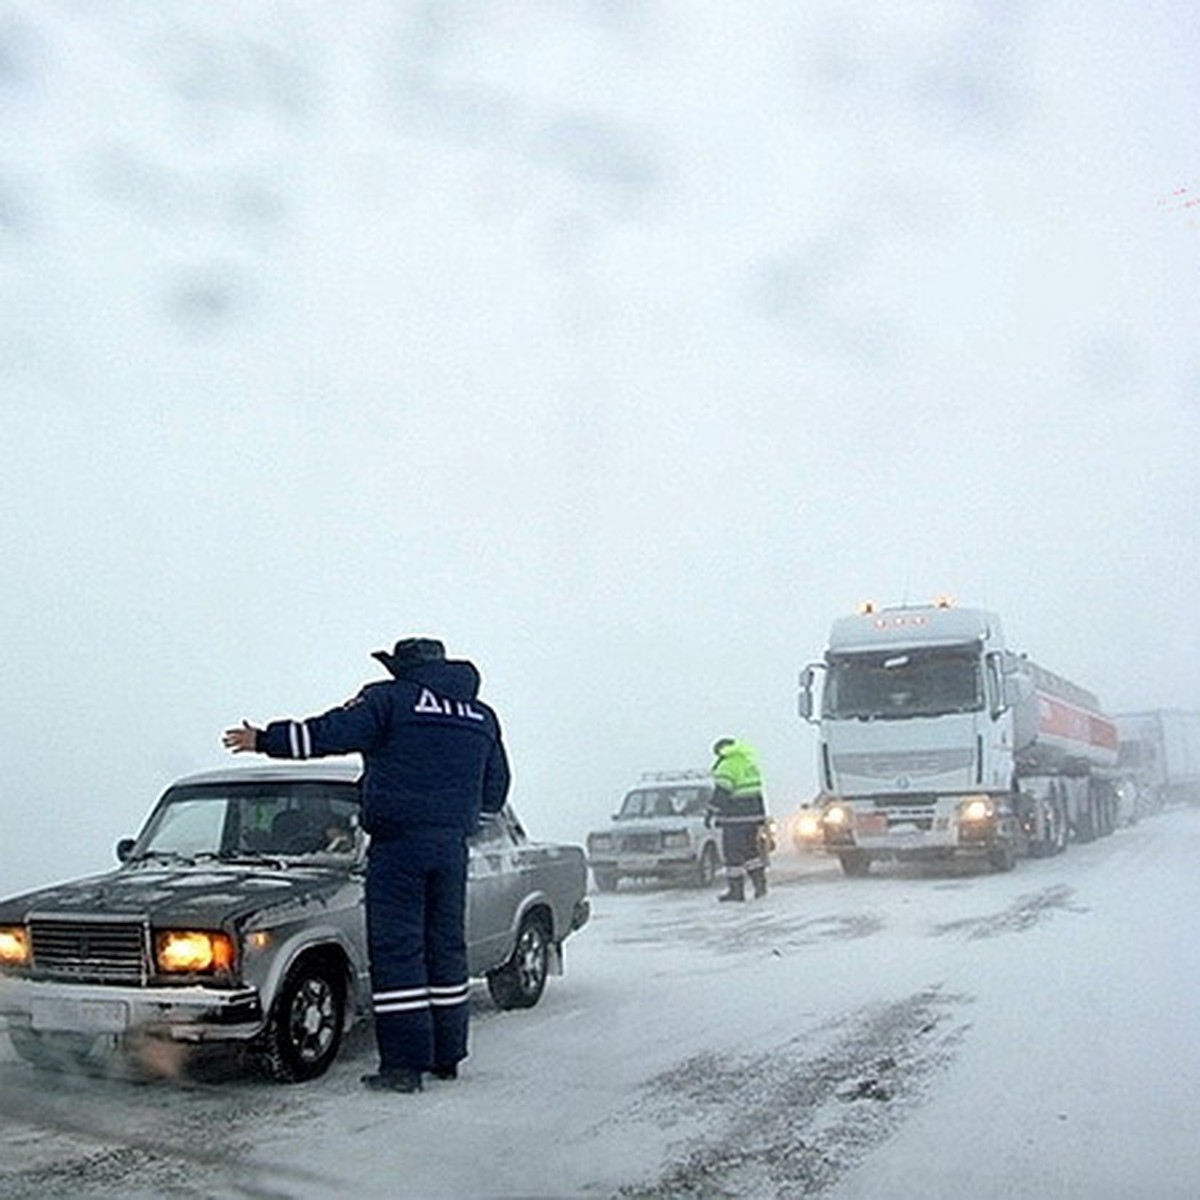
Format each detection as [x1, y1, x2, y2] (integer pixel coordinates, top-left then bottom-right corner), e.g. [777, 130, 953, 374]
[798, 665, 819, 723]
[116, 837, 136, 863]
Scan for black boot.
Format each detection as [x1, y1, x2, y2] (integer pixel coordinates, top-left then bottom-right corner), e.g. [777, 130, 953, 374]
[362, 1067, 423, 1093]
[717, 875, 745, 902]
[749, 868, 767, 898]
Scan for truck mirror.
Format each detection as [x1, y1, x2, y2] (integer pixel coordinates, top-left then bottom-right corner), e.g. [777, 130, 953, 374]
[798, 666, 816, 723]
[116, 837, 136, 862]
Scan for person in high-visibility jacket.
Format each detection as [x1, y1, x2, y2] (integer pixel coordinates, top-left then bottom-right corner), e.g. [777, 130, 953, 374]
[707, 738, 768, 901]
[223, 636, 509, 1093]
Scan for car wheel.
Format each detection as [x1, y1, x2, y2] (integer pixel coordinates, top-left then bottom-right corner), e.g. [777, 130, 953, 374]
[694, 843, 720, 888]
[254, 956, 345, 1083]
[838, 851, 871, 877]
[487, 913, 550, 1010]
[592, 869, 618, 893]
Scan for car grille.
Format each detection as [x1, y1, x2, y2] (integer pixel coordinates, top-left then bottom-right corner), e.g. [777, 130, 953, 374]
[616, 832, 663, 853]
[29, 918, 148, 983]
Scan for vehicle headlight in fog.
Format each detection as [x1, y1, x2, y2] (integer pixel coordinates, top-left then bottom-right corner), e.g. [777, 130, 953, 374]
[959, 797, 994, 823]
[588, 834, 613, 852]
[823, 804, 852, 828]
[155, 930, 235, 975]
[0, 925, 29, 967]
[792, 811, 821, 840]
[662, 831, 690, 849]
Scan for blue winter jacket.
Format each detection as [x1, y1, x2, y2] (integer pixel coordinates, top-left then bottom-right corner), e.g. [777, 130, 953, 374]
[258, 659, 510, 840]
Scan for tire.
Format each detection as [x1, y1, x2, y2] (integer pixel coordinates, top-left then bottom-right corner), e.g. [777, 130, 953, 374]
[592, 869, 618, 893]
[838, 851, 871, 877]
[254, 956, 346, 1083]
[487, 913, 550, 1010]
[693, 843, 720, 888]
[988, 841, 1016, 872]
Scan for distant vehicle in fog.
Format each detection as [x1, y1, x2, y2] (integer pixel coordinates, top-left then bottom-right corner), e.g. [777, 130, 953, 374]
[798, 600, 1121, 875]
[1115, 709, 1200, 812]
[585, 770, 724, 891]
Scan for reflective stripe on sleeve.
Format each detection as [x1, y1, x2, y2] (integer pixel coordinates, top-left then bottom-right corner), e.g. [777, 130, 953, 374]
[287, 721, 313, 759]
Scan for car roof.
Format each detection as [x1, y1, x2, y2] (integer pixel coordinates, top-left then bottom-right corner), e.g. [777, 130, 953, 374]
[167, 761, 362, 788]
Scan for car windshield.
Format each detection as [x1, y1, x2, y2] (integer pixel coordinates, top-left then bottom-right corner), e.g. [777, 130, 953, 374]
[617, 786, 709, 819]
[823, 646, 983, 720]
[133, 781, 362, 860]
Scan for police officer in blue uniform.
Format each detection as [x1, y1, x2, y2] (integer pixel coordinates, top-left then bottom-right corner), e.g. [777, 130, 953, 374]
[222, 636, 510, 1093]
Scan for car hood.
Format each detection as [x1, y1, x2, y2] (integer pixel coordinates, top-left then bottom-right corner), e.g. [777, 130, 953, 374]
[0, 862, 353, 928]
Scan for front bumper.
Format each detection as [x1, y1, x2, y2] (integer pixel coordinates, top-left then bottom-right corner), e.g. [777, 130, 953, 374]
[587, 853, 700, 877]
[0, 976, 265, 1043]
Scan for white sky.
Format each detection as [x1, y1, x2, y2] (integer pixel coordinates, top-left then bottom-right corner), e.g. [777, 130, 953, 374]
[1, 1, 1199, 894]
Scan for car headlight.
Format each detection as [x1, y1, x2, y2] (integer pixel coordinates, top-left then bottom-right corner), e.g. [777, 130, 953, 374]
[823, 804, 852, 828]
[155, 930, 235, 975]
[588, 834, 613, 852]
[792, 811, 821, 840]
[959, 796, 994, 823]
[0, 925, 29, 967]
[662, 831, 690, 849]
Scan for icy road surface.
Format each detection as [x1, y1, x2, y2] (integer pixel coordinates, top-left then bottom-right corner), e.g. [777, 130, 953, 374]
[3, 809, 1200, 1199]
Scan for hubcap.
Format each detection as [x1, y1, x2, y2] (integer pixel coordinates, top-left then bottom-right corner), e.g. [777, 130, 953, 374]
[290, 976, 336, 1062]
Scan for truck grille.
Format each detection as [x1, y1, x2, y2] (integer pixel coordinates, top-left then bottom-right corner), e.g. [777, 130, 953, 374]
[29, 918, 148, 983]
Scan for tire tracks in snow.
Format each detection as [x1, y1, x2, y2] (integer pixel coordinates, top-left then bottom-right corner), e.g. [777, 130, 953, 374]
[611, 987, 970, 1198]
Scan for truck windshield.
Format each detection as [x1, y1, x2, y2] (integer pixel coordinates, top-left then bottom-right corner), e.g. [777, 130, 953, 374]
[823, 646, 983, 720]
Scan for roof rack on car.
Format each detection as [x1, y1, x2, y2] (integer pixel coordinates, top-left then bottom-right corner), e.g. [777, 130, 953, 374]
[638, 769, 711, 782]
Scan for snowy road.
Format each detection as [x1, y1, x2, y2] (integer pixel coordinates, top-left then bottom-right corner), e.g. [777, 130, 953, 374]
[3, 809, 1200, 1199]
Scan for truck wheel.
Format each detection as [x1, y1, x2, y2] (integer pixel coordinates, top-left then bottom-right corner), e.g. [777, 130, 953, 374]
[838, 851, 871, 877]
[592, 869, 618, 893]
[487, 912, 550, 1010]
[693, 844, 720, 888]
[254, 956, 345, 1083]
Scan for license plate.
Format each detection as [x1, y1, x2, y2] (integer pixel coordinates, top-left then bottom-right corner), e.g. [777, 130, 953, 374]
[31, 996, 129, 1034]
[856, 813, 887, 835]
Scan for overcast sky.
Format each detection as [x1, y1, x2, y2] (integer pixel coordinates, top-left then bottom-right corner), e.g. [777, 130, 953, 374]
[2, 1, 1198, 894]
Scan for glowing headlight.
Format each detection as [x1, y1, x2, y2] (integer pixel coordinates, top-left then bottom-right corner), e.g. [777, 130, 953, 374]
[824, 805, 851, 828]
[662, 831, 690, 849]
[960, 797, 994, 822]
[155, 930, 235, 974]
[792, 811, 821, 839]
[588, 834, 613, 852]
[0, 925, 29, 967]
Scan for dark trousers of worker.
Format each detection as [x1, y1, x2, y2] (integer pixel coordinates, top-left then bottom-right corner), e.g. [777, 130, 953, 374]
[365, 831, 470, 1074]
[720, 821, 764, 877]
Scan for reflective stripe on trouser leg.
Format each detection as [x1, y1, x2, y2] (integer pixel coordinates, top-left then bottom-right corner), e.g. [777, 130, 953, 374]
[366, 838, 434, 1072]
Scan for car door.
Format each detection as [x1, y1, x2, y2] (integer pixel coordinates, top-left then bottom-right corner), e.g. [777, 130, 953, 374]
[465, 811, 524, 976]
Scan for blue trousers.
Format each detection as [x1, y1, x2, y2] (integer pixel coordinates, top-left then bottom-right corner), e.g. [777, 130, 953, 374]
[365, 831, 470, 1073]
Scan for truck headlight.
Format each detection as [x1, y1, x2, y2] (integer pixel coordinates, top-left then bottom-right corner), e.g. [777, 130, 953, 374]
[662, 831, 690, 849]
[155, 930, 235, 975]
[959, 797, 994, 823]
[0, 925, 29, 967]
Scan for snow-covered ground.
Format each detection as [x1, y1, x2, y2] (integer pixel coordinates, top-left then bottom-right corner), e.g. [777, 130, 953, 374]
[3, 808, 1200, 1199]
